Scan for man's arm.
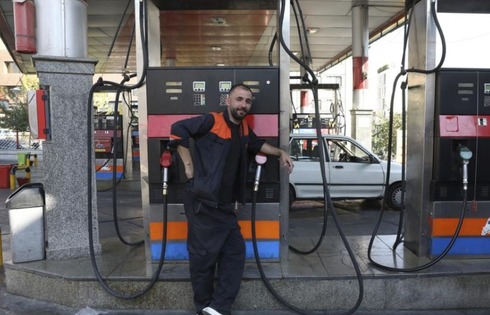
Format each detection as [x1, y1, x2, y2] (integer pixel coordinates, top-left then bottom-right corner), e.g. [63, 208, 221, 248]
[176, 145, 194, 180]
[170, 114, 215, 180]
[259, 142, 294, 173]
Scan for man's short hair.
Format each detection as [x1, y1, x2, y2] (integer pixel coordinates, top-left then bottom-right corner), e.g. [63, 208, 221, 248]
[229, 83, 252, 95]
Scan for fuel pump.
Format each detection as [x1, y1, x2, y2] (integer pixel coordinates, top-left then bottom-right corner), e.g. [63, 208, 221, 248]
[427, 69, 490, 257]
[367, 0, 490, 273]
[145, 66, 282, 262]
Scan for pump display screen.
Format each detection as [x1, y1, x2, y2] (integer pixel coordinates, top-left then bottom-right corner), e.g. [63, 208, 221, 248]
[193, 81, 206, 92]
[146, 66, 279, 114]
[485, 83, 490, 94]
[219, 81, 232, 92]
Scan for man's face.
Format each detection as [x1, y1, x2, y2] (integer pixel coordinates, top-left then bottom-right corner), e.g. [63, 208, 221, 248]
[226, 87, 252, 123]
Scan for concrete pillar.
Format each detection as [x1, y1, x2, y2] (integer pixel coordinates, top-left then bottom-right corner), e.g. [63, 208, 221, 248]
[33, 55, 99, 260]
[278, 0, 291, 262]
[122, 90, 134, 179]
[351, 5, 373, 148]
[404, 0, 437, 257]
[32, 0, 99, 260]
[134, 0, 161, 265]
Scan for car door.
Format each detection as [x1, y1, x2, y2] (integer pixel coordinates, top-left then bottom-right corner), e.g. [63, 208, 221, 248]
[326, 137, 385, 198]
[289, 136, 329, 199]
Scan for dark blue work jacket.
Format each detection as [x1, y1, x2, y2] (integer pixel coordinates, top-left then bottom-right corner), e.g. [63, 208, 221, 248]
[170, 111, 265, 208]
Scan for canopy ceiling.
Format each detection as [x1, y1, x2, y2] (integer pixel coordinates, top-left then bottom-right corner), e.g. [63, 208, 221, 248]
[0, 0, 406, 74]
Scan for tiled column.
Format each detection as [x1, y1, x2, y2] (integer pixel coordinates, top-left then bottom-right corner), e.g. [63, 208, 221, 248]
[33, 55, 100, 260]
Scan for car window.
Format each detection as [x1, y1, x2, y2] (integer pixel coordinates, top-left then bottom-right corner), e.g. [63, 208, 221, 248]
[289, 138, 322, 162]
[327, 139, 371, 163]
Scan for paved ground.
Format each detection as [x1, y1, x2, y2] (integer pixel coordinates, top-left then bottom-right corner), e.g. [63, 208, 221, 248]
[1, 155, 490, 314]
[2, 195, 489, 315]
[1, 274, 490, 315]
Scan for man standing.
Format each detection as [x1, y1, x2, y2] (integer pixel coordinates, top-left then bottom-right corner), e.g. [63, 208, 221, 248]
[170, 83, 293, 315]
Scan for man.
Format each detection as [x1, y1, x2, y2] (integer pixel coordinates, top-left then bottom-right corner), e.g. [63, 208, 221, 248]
[170, 83, 293, 315]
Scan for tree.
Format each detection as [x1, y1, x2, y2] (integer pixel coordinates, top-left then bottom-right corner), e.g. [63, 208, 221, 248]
[0, 75, 39, 148]
[372, 113, 402, 160]
[0, 102, 29, 148]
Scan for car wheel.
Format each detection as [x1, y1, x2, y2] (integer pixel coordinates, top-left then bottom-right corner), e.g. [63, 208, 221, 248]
[385, 182, 403, 210]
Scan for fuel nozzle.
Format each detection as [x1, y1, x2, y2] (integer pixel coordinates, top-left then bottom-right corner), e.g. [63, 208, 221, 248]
[457, 145, 473, 191]
[254, 154, 267, 192]
[160, 150, 173, 196]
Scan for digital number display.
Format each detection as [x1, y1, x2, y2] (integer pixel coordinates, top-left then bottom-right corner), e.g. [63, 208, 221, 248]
[485, 83, 490, 94]
[193, 81, 206, 92]
[219, 81, 232, 92]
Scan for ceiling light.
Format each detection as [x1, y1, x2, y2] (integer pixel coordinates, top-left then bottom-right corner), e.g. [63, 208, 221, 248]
[211, 17, 226, 25]
[307, 28, 319, 34]
[217, 63, 225, 67]
[211, 46, 222, 51]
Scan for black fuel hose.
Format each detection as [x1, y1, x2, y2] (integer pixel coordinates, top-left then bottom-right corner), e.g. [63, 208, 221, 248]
[366, 0, 469, 273]
[110, 74, 144, 246]
[85, 0, 170, 299]
[87, 84, 169, 299]
[251, 157, 361, 315]
[249, 0, 364, 313]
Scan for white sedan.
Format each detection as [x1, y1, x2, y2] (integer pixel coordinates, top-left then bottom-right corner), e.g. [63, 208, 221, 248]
[289, 133, 403, 210]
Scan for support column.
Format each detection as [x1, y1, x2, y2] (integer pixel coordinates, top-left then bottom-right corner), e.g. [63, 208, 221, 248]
[351, 5, 373, 148]
[32, 0, 99, 260]
[404, 0, 437, 256]
[134, 0, 161, 266]
[278, 0, 291, 262]
[122, 91, 134, 178]
[33, 56, 99, 260]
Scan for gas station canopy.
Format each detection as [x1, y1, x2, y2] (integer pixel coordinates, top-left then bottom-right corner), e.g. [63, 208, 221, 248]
[0, 0, 407, 74]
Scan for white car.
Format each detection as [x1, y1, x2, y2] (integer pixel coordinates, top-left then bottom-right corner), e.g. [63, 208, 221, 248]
[289, 132, 403, 210]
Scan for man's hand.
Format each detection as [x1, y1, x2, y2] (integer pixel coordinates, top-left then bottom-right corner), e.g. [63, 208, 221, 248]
[279, 150, 294, 173]
[184, 161, 194, 180]
[259, 142, 294, 174]
[177, 145, 194, 180]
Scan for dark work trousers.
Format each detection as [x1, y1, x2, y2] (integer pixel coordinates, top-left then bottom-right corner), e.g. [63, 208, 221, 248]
[183, 191, 245, 315]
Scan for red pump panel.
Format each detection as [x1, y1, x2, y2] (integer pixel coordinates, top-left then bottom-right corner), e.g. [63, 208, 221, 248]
[439, 115, 490, 138]
[28, 90, 48, 140]
[13, 0, 37, 54]
[35, 90, 46, 139]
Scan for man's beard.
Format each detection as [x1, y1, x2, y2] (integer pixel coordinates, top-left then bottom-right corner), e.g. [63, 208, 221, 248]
[230, 107, 248, 121]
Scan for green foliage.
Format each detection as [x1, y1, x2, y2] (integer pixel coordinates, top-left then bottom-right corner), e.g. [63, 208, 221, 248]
[21, 75, 39, 91]
[0, 103, 29, 133]
[372, 113, 402, 160]
[0, 75, 39, 148]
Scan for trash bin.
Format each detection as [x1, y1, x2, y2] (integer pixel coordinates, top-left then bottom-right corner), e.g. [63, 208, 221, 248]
[5, 182, 45, 263]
